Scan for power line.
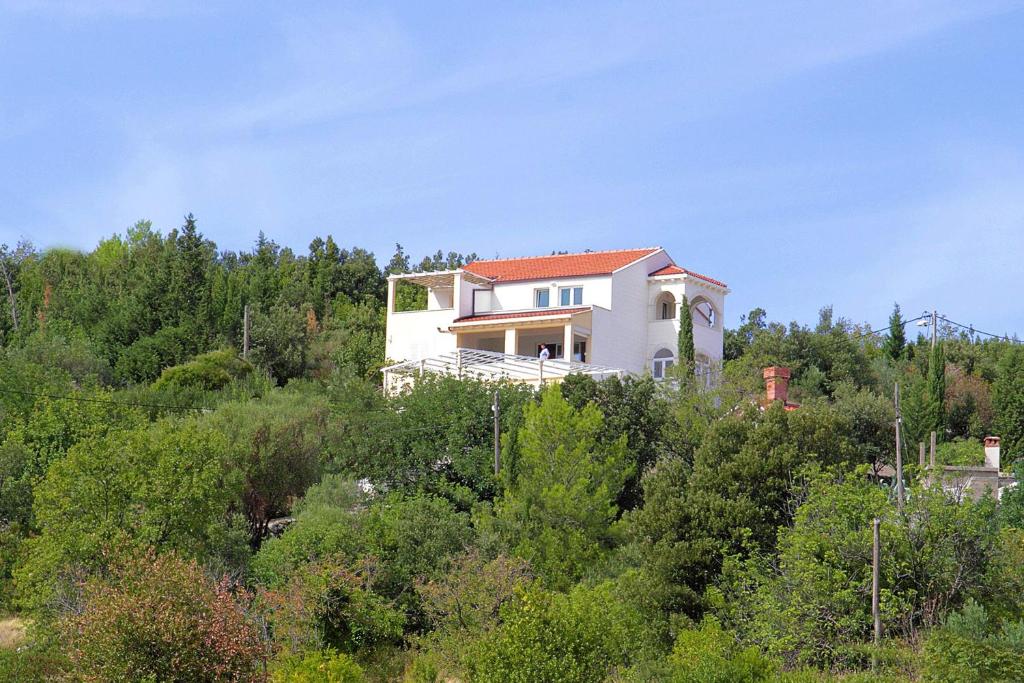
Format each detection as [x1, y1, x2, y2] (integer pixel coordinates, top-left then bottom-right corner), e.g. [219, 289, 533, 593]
[939, 316, 1022, 344]
[851, 314, 928, 340]
[0, 387, 207, 413]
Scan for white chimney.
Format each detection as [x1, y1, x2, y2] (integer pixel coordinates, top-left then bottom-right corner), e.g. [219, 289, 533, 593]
[984, 436, 1001, 470]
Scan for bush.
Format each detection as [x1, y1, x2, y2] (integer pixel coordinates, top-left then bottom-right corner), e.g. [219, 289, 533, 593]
[259, 555, 404, 656]
[56, 551, 266, 682]
[467, 581, 654, 683]
[270, 649, 366, 682]
[152, 348, 252, 392]
[921, 600, 1024, 682]
[664, 617, 778, 683]
[113, 325, 194, 385]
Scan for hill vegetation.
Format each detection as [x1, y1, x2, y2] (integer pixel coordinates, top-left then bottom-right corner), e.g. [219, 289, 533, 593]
[2, 218, 1024, 681]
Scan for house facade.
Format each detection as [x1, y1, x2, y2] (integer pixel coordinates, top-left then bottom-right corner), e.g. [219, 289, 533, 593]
[384, 248, 728, 385]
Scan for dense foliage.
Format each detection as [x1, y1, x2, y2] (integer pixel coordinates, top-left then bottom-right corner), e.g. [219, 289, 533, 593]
[1, 227, 1023, 681]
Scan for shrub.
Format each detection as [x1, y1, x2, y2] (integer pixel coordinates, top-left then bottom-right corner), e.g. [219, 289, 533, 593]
[56, 551, 267, 682]
[259, 555, 404, 656]
[270, 649, 366, 682]
[153, 349, 252, 392]
[665, 617, 778, 683]
[921, 600, 1024, 682]
[468, 581, 654, 683]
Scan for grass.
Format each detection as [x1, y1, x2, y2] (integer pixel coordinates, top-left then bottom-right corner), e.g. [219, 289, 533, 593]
[0, 617, 26, 650]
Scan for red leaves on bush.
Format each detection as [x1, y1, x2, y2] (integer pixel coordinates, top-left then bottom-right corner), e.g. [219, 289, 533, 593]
[58, 550, 268, 682]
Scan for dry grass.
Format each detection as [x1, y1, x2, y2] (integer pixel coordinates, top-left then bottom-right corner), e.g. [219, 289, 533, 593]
[0, 617, 27, 650]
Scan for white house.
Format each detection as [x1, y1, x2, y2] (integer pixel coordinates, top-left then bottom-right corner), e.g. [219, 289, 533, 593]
[383, 247, 728, 387]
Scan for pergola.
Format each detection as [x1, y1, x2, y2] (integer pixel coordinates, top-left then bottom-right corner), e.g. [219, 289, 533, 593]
[382, 348, 625, 393]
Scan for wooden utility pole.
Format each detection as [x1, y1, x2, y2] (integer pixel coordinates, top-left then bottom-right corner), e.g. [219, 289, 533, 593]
[492, 391, 501, 475]
[242, 304, 251, 359]
[894, 383, 905, 510]
[931, 310, 938, 350]
[872, 517, 881, 671]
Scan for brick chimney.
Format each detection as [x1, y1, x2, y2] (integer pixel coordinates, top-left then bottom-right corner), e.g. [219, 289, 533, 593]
[984, 436, 1001, 470]
[763, 366, 791, 404]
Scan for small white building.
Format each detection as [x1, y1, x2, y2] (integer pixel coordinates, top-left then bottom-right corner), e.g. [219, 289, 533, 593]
[383, 247, 728, 388]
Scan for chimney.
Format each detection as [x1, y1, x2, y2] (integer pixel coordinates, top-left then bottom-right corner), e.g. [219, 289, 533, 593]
[764, 366, 791, 404]
[984, 436, 1001, 470]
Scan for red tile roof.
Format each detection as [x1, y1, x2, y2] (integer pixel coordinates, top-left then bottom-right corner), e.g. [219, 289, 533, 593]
[464, 248, 661, 283]
[453, 307, 589, 324]
[648, 264, 728, 288]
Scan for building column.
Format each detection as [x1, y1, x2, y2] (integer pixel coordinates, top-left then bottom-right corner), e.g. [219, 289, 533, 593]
[563, 322, 573, 361]
[504, 328, 518, 356]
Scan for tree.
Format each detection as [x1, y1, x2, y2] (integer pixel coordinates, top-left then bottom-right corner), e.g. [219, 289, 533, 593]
[56, 551, 266, 682]
[250, 302, 311, 384]
[466, 582, 654, 683]
[927, 341, 947, 437]
[206, 392, 335, 547]
[994, 345, 1024, 461]
[678, 294, 695, 370]
[715, 472, 1006, 670]
[17, 417, 243, 612]
[494, 387, 630, 589]
[883, 303, 906, 361]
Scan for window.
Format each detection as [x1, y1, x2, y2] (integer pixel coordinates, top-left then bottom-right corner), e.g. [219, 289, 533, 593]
[559, 286, 583, 306]
[652, 348, 675, 379]
[534, 288, 550, 307]
[692, 299, 717, 328]
[655, 292, 676, 320]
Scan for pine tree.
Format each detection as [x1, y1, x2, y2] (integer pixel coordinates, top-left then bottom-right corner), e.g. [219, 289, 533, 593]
[926, 341, 946, 437]
[677, 295, 695, 370]
[883, 303, 906, 361]
[994, 345, 1024, 460]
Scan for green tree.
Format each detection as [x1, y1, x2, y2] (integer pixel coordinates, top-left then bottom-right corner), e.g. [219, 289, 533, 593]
[678, 294, 695, 370]
[17, 418, 244, 612]
[927, 342, 947, 437]
[467, 582, 654, 683]
[994, 345, 1024, 461]
[883, 303, 906, 361]
[494, 387, 630, 588]
[250, 302, 312, 384]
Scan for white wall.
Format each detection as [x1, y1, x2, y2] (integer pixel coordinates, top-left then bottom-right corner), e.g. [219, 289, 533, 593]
[488, 274, 613, 312]
[642, 277, 726, 374]
[385, 308, 457, 363]
[602, 252, 670, 373]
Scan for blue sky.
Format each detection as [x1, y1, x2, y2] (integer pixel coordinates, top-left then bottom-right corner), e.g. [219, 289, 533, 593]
[2, 1, 1024, 333]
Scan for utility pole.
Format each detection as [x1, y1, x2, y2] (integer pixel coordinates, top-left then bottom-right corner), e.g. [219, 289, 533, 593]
[930, 431, 937, 469]
[872, 517, 881, 672]
[242, 304, 251, 359]
[931, 310, 937, 350]
[894, 383, 904, 510]
[492, 391, 501, 475]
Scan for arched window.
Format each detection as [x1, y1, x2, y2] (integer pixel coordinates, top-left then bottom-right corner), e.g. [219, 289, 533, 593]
[652, 348, 675, 379]
[655, 292, 676, 320]
[692, 298, 717, 328]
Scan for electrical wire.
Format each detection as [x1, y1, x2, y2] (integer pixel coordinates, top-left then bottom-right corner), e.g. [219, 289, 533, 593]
[939, 316, 1021, 344]
[0, 386, 207, 412]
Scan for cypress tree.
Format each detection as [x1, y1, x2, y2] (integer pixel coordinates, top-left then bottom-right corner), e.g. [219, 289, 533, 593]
[883, 303, 906, 361]
[678, 295, 695, 371]
[926, 341, 946, 437]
